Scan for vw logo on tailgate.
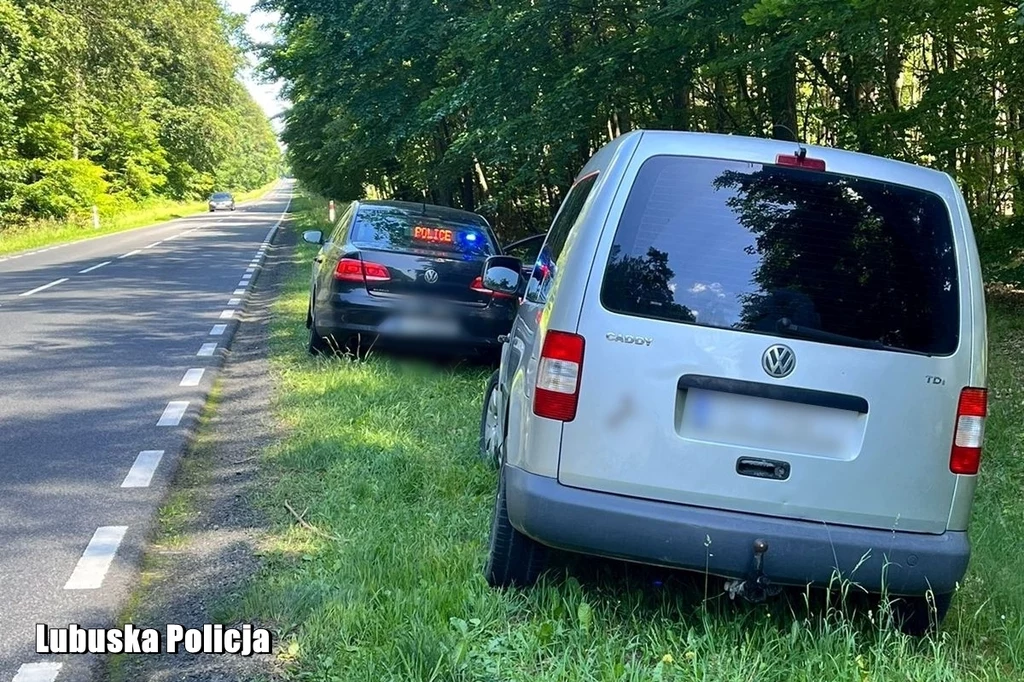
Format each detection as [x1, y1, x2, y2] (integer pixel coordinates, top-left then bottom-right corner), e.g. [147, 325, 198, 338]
[762, 344, 796, 378]
[423, 269, 439, 284]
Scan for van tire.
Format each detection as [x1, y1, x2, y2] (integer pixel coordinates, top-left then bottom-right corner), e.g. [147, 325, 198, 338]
[891, 592, 953, 636]
[479, 371, 503, 467]
[485, 468, 547, 588]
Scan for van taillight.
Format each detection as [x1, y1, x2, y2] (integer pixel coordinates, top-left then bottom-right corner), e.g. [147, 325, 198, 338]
[950, 387, 987, 475]
[776, 153, 826, 171]
[533, 331, 585, 421]
[470, 276, 516, 299]
[335, 258, 390, 282]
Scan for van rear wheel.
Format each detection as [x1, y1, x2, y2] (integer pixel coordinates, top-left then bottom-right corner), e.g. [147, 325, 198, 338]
[485, 468, 547, 588]
[479, 371, 503, 467]
[890, 592, 953, 636]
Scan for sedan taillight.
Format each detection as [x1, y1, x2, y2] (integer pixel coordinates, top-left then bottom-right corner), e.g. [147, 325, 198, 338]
[334, 258, 390, 282]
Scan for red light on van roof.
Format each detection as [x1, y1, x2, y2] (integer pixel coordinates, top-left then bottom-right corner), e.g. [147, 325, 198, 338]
[776, 153, 826, 171]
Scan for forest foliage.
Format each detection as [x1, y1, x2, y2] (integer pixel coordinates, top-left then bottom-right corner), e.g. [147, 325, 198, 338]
[0, 0, 281, 229]
[263, 0, 1024, 281]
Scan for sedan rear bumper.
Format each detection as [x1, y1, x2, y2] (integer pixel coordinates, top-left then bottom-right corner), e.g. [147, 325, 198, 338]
[504, 466, 969, 596]
[315, 289, 515, 350]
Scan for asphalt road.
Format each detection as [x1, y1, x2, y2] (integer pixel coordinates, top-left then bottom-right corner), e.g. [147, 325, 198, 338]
[0, 181, 294, 682]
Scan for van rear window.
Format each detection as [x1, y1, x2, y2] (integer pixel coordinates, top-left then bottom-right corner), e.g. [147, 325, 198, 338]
[351, 207, 497, 258]
[601, 155, 960, 355]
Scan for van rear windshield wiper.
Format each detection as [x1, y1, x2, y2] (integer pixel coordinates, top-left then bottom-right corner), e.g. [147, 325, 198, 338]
[774, 318, 932, 356]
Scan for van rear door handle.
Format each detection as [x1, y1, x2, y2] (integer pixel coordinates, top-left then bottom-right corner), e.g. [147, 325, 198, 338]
[736, 457, 791, 481]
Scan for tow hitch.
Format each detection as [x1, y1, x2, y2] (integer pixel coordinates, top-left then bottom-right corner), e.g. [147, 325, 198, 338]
[724, 539, 783, 603]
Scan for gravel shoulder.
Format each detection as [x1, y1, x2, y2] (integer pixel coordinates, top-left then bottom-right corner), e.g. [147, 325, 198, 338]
[100, 221, 298, 682]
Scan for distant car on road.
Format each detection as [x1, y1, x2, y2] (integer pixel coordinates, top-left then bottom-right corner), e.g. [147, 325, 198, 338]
[208, 192, 235, 212]
[303, 200, 517, 356]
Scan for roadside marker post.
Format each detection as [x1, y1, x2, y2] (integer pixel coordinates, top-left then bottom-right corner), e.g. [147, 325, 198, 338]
[92, 205, 100, 229]
[329, 200, 335, 222]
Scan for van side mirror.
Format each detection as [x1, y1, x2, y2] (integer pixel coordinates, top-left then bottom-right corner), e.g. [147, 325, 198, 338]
[482, 255, 522, 297]
[303, 230, 324, 245]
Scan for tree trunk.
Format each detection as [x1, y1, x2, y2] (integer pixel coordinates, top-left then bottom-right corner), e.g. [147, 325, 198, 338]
[767, 50, 798, 141]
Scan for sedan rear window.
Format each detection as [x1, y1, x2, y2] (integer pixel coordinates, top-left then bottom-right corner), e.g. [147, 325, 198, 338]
[351, 206, 497, 258]
[601, 155, 960, 355]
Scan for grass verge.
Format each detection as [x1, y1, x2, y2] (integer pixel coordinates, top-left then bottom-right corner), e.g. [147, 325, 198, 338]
[233, 195, 1024, 681]
[0, 180, 278, 257]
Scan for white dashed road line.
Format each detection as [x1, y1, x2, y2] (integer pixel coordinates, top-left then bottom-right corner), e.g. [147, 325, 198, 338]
[219, 309, 235, 320]
[233, 288, 246, 295]
[180, 368, 205, 387]
[121, 450, 165, 488]
[118, 250, 140, 259]
[210, 324, 227, 336]
[64, 526, 128, 590]
[228, 297, 241, 306]
[19, 278, 68, 297]
[157, 401, 189, 426]
[79, 260, 112, 274]
[197, 342, 218, 357]
[12, 661, 62, 682]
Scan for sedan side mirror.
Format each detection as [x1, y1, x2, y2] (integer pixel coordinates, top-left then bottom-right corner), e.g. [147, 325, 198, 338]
[303, 230, 324, 245]
[482, 255, 522, 297]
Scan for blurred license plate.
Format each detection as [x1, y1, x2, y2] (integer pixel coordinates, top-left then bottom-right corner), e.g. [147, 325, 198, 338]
[682, 389, 860, 459]
[382, 315, 460, 338]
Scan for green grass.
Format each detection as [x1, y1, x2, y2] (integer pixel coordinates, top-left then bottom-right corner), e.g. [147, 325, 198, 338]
[0, 181, 278, 257]
[234, 197, 1024, 681]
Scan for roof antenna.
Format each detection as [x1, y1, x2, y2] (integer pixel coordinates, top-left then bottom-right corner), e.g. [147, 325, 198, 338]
[772, 122, 801, 143]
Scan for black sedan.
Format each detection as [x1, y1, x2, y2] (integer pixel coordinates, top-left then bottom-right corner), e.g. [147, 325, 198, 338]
[303, 200, 521, 357]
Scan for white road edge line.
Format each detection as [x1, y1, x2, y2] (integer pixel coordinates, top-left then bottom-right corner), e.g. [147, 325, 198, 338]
[79, 260, 112, 274]
[63, 526, 128, 590]
[197, 342, 218, 357]
[118, 250, 140, 259]
[180, 368, 204, 387]
[12, 661, 62, 682]
[157, 401, 189, 426]
[143, 241, 162, 249]
[121, 450, 165, 488]
[210, 324, 227, 336]
[19, 278, 69, 297]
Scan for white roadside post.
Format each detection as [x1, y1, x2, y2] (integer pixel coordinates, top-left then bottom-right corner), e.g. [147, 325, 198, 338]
[328, 200, 336, 222]
[92, 205, 100, 229]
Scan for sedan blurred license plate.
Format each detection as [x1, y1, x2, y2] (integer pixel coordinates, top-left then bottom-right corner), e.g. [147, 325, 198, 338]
[682, 388, 862, 459]
[381, 315, 460, 338]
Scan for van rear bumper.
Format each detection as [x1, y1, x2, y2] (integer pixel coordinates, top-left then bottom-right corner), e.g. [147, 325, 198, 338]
[504, 466, 969, 596]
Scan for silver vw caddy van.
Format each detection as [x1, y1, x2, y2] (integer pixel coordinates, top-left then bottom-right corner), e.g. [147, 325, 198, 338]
[478, 131, 988, 632]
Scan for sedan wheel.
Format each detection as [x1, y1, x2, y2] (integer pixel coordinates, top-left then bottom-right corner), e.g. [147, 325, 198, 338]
[479, 371, 503, 466]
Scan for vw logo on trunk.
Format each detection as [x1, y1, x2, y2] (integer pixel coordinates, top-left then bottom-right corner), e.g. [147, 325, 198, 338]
[762, 344, 796, 378]
[424, 269, 439, 284]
